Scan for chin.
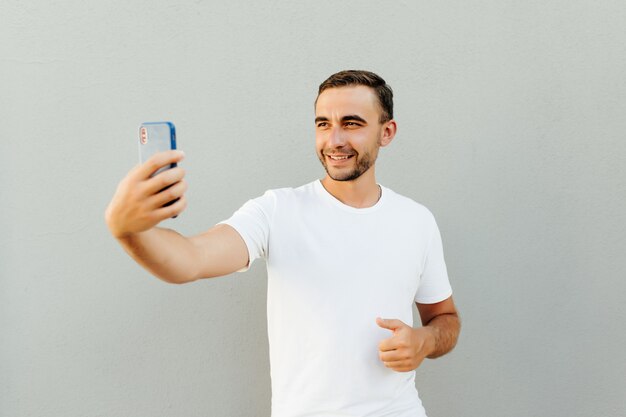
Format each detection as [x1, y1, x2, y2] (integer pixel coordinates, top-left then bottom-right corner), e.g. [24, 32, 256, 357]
[327, 168, 363, 182]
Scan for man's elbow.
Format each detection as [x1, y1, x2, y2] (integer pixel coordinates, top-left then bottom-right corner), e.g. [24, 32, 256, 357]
[154, 271, 199, 285]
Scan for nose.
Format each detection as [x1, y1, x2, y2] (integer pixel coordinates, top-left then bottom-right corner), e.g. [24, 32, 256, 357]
[328, 126, 346, 148]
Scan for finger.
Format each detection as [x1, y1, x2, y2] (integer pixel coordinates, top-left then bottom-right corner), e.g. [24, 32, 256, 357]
[152, 194, 188, 221]
[147, 179, 188, 209]
[382, 360, 414, 372]
[379, 349, 408, 363]
[376, 317, 406, 331]
[378, 337, 398, 352]
[143, 167, 186, 196]
[133, 150, 185, 181]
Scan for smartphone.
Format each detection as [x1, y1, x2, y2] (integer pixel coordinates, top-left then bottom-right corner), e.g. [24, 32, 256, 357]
[138, 121, 180, 215]
[139, 121, 177, 176]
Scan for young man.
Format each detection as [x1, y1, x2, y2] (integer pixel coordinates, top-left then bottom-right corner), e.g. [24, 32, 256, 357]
[106, 70, 460, 417]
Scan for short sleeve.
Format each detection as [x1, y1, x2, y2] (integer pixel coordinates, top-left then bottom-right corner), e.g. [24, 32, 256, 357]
[414, 218, 453, 304]
[218, 190, 275, 272]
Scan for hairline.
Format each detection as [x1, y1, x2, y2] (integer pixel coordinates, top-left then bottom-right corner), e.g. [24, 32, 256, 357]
[314, 85, 390, 125]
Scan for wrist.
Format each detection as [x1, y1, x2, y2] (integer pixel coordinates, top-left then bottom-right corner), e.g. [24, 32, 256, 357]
[107, 221, 133, 240]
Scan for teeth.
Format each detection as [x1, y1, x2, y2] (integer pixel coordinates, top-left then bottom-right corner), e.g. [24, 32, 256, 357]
[329, 155, 351, 160]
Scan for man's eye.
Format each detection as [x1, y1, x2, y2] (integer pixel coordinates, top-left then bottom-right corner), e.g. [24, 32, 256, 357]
[317, 122, 328, 127]
[345, 122, 359, 127]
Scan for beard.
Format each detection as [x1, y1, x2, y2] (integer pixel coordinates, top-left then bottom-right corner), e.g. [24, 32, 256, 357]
[318, 148, 376, 182]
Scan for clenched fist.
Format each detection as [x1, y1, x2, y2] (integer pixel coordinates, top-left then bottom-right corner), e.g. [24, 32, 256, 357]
[105, 150, 187, 239]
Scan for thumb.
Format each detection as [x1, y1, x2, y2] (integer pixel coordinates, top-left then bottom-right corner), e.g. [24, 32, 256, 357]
[376, 317, 405, 331]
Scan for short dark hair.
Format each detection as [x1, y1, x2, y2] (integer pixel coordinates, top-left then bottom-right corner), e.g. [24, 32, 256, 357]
[316, 70, 394, 123]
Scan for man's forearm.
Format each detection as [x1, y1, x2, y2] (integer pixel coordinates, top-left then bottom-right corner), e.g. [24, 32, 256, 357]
[117, 227, 199, 284]
[424, 313, 461, 359]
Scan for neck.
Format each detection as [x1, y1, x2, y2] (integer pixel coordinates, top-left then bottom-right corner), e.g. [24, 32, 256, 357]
[320, 167, 381, 208]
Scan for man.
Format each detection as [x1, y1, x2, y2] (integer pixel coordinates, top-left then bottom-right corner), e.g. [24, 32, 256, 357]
[106, 70, 460, 417]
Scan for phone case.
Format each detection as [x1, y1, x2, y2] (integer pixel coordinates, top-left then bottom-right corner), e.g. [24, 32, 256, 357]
[138, 121, 179, 216]
[138, 121, 177, 177]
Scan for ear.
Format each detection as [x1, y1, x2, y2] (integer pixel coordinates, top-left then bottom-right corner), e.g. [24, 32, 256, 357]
[379, 120, 397, 147]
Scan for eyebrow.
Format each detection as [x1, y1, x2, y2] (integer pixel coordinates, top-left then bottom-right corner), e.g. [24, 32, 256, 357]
[314, 115, 368, 124]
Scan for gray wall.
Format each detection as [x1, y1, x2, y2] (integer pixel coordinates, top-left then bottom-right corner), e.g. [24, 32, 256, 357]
[2, 1, 625, 416]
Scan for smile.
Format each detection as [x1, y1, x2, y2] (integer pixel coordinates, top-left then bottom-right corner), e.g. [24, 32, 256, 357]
[327, 154, 354, 161]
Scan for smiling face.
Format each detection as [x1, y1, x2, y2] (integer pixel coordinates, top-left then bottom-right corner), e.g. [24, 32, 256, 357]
[315, 85, 395, 182]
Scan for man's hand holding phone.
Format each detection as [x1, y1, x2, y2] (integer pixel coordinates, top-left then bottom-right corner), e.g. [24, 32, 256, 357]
[105, 150, 187, 239]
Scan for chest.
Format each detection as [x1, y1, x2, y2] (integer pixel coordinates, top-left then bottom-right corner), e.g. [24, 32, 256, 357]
[266, 204, 429, 306]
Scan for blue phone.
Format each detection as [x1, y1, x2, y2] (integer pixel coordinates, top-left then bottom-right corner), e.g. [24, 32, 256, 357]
[138, 121, 179, 215]
[139, 121, 177, 176]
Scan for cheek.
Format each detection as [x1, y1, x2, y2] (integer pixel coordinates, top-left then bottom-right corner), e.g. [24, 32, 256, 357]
[348, 134, 370, 151]
[315, 132, 329, 149]
[315, 135, 323, 150]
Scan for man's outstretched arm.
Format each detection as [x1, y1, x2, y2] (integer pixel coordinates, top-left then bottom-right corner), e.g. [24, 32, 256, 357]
[105, 150, 249, 284]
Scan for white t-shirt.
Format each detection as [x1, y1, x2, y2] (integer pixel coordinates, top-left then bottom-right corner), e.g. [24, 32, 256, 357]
[219, 180, 452, 417]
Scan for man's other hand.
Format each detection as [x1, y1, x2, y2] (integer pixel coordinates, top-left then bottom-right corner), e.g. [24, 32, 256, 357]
[376, 317, 434, 373]
[105, 150, 187, 239]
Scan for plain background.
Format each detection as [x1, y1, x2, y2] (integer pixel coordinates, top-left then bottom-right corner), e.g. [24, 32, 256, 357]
[2, 1, 625, 416]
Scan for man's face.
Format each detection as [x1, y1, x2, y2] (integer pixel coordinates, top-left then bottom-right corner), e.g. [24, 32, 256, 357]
[315, 86, 387, 182]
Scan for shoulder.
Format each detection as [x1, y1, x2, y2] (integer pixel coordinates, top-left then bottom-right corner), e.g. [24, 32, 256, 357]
[382, 185, 437, 223]
[250, 181, 317, 208]
[261, 180, 317, 201]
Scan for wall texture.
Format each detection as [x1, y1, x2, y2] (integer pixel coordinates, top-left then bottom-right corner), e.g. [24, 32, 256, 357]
[2, 1, 625, 416]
